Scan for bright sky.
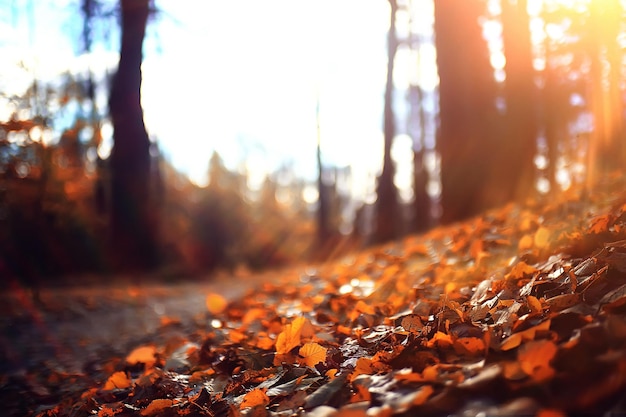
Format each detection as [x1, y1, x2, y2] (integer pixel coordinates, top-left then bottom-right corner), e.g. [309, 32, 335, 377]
[145, 0, 393, 191]
[0, 1, 391, 191]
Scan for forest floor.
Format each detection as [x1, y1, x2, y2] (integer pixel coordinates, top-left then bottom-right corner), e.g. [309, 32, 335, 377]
[3, 174, 626, 417]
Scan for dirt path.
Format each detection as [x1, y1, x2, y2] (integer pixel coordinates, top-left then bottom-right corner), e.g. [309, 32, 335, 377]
[0, 271, 276, 377]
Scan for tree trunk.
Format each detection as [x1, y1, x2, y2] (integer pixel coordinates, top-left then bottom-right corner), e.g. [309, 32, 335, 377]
[500, 0, 537, 200]
[586, 0, 625, 186]
[108, 0, 157, 270]
[374, 0, 399, 244]
[434, 0, 500, 223]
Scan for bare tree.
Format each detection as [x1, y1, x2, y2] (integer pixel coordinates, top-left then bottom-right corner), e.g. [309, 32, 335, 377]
[374, 0, 399, 244]
[108, 0, 157, 270]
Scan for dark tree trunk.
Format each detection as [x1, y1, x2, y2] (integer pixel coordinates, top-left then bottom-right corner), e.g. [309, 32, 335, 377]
[374, 0, 399, 244]
[500, 0, 537, 200]
[434, 0, 500, 223]
[108, 0, 157, 270]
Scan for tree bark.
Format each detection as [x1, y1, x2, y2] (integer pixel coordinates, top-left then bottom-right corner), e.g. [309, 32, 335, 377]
[108, 0, 157, 270]
[500, 0, 537, 200]
[434, 0, 500, 223]
[374, 0, 399, 244]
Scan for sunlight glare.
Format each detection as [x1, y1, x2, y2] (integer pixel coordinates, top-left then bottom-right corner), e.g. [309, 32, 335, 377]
[29, 126, 42, 142]
[97, 122, 113, 159]
[302, 185, 319, 205]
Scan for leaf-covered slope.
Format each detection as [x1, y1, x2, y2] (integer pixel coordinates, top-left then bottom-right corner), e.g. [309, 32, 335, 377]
[33, 177, 626, 416]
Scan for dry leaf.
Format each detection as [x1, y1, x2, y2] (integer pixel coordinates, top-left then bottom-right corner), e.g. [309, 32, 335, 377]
[141, 399, 173, 416]
[453, 337, 485, 356]
[206, 293, 228, 314]
[534, 227, 551, 249]
[400, 314, 423, 333]
[103, 371, 130, 390]
[518, 340, 557, 381]
[240, 388, 270, 409]
[126, 345, 157, 368]
[299, 342, 327, 367]
[276, 316, 307, 354]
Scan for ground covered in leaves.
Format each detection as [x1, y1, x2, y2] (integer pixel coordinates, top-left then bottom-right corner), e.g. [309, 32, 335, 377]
[4, 176, 626, 417]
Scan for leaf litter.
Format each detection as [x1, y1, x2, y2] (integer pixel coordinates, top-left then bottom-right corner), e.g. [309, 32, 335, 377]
[15, 176, 626, 416]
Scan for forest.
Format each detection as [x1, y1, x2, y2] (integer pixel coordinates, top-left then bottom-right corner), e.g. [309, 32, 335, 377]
[2, 0, 626, 416]
[1, 0, 624, 282]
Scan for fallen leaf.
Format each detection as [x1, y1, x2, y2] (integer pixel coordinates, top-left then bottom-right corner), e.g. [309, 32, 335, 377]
[276, 316, 308, 354]
[400, 314, 423, 333]
[140, 399, 173, 416]
[240, 388, 270, 409]
[518, 340, 557, 381]
[103, 371, 131, 390]
[453, 337, 485, 356]
[299, 342, 327, 367]
[126, 345, 157, 368]
[534, 227, 552, 249]
[206, 293, 228, 314]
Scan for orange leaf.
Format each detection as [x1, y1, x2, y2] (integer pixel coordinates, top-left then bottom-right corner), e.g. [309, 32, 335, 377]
[518, 340, 557, 381]
[518, 234, 534, 251]
[126, 345, 156, 368]
[141, 399, 173, 416]
[103, 371, 130, 390]
[453, 337, 485, 356]
[534, 227, 551, 249]
[275, 316, 307, 354]
[240, 388, 270, 409]
[508, 262, 537, 279]
[298, 342, 327, 367]
[527, 295, 543, 313]
[588, 214, 611, 234]
[426, 331, 453, 349]
[206, 293, 228, 314]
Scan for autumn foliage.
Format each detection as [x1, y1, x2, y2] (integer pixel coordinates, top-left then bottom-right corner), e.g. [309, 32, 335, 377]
[9, 175, 624, 417]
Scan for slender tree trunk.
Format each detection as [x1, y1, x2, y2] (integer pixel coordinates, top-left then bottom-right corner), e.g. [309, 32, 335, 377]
[108, 0, 157, 270]
[374, 0, 399, 244]
[316, 96, 331, 246]
[434, 0, 499, 223]
[501, 0, 537, 200]
[586, 0, 625, 186]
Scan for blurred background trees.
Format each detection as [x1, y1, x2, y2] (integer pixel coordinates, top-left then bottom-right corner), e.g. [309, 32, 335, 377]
[1, 0, 625, 284]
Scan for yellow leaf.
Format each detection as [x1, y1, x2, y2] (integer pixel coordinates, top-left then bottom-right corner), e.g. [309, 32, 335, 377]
[298, 342, 327, 367]
[103, 371, 130, 390]
[206, 293, 228, 314]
